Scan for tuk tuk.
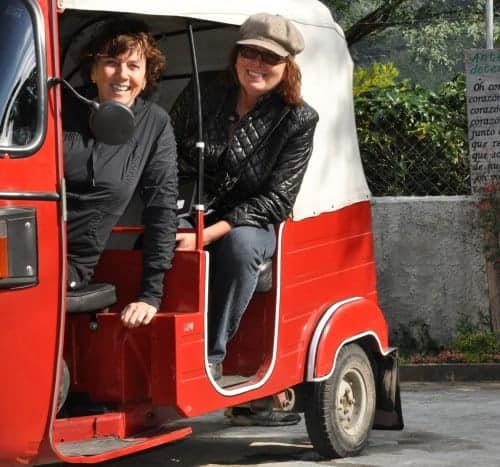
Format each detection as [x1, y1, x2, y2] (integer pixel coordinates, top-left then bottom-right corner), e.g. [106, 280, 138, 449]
[0, 0, 403, 465]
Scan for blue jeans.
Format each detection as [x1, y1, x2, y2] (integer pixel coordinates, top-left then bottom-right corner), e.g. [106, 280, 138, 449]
[207, 225, 276, 363]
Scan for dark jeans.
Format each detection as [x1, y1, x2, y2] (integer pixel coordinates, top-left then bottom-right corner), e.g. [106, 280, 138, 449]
[179, 219, 276, 363]
[207, 225, 276, 363]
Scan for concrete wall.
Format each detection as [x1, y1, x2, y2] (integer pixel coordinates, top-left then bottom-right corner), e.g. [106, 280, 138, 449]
[371, 196, 490, 350]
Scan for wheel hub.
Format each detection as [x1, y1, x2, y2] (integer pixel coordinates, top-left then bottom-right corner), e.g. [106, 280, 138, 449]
[335, 369, 367, 435]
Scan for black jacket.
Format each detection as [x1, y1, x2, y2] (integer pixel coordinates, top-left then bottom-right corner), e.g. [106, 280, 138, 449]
[63, 92, 178, 308]
[171, 71, 319, 227]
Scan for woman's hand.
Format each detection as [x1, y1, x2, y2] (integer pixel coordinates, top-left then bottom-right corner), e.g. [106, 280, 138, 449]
[121, 301, 157, 328]
[175, 221, 232, 251]
[175, 232, 197, 250]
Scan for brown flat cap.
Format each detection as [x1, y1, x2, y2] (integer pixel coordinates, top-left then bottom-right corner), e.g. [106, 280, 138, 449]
[236, 12, 305, 58]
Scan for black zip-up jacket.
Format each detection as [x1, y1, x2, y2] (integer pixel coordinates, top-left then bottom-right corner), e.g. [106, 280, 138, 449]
[63, 92, 178, 308]
[170, 71, 319, 227]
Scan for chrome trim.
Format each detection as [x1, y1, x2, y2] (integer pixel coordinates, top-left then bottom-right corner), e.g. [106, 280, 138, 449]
[306, 298, 393, 382]
[60, 179, 67, 222]
[306, 297, 362, 381]
[0, 191, 60, 201]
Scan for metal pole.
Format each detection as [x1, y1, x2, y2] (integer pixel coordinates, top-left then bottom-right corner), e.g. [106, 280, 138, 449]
[187, 23, 204, 208]
[187, 22, 206, 249]
[486, 0, 494, 49]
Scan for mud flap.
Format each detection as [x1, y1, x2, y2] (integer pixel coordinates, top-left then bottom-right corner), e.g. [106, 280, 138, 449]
[373, 348, 404, 430]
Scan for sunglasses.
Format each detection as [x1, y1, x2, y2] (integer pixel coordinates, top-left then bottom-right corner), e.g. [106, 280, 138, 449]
[238, 46, 287, 66]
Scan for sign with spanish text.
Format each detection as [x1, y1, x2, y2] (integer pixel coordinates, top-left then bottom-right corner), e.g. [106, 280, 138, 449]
[465, 48, 500, 194]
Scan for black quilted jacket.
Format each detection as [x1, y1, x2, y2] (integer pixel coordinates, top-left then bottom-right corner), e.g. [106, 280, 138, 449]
[170, 71, 319, 227]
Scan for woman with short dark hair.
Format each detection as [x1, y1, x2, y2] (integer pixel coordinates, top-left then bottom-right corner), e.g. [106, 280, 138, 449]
[64, 18, 178, 328]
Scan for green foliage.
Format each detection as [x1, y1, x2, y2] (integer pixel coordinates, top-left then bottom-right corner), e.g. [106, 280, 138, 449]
[353, 62, 399, 97]
[353, 62, 469, 195]
[320, 0, 406, 31]
[400, 318, 500, 364]
[402, 18, 486, 72]
[456, 316, 479, 336]
[451, 318, 499, 363]
[453, 331, 498, 355]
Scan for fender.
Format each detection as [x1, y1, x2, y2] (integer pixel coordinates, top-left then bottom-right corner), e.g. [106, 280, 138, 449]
[306, 297, 391, 381]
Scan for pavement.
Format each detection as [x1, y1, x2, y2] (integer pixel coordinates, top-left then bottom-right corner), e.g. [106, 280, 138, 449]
[79, 381, 500, 467]
[400, 363, 500, 381]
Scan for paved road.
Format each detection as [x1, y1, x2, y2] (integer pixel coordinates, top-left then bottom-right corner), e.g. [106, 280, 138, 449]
[70, 382, 500, 467]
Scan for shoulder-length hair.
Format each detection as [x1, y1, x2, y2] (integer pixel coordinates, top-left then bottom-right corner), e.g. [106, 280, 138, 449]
[80, 18, 166, 92]
[227, 46, 303, 107]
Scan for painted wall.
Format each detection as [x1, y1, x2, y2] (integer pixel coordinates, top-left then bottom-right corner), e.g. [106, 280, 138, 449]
[371, 196, 490, 350]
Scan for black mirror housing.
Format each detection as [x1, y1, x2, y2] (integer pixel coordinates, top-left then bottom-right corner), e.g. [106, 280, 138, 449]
[89, 101, 135, 145]
[50, 78, 135, 145]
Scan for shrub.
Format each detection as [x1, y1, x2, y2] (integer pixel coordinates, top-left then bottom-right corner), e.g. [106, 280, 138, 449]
[403, 318, 500, 364]
[451, 325, 499, 363]
[354, 63, 469, 196]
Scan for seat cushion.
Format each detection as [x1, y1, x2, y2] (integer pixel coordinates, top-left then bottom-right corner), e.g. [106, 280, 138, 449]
[66, 282, 117, 313]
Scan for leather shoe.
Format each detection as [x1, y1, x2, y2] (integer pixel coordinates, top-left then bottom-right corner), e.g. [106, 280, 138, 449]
[228, 407, 301, 426]
[208, 362, 222, 381]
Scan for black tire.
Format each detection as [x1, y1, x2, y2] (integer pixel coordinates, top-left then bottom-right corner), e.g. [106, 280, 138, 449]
[305, 343, 376, 458]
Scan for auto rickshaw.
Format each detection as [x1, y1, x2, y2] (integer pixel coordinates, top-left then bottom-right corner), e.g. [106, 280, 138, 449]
[0, 0, 403, 465]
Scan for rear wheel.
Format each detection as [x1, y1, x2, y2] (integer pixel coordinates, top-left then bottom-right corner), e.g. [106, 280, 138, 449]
[305, 343, 376, 458]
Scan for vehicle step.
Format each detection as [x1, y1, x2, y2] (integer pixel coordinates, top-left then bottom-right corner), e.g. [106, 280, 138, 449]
[55, 425, 192, 460]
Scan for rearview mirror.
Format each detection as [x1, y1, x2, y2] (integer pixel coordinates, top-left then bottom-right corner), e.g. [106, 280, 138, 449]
[49, 78, 135, 145]
[89, 101, 134, 145]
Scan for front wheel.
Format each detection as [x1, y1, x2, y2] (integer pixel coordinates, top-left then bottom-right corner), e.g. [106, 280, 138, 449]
[305, 343, 376, 458]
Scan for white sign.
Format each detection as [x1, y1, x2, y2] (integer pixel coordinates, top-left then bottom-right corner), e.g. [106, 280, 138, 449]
[465, 48, 500, 194]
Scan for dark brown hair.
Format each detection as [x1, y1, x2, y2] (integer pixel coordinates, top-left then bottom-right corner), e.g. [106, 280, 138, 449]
[81, 18, 166, 92]
[227, 46, 303, 107]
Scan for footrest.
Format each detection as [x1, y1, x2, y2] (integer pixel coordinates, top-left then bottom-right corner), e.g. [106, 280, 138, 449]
[54, 415, 192, 460]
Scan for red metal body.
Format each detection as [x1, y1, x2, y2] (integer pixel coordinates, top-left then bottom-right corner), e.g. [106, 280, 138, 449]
[50, 201, 389, 464]
[0, 0, 66, 464]
[0, 1, 397, 465]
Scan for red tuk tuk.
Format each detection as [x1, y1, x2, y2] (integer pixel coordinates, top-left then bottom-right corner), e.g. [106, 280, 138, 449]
[0, 0, 403, 465]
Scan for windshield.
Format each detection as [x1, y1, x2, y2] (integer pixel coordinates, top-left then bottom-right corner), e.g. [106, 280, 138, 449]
[0, 0, 40, 150]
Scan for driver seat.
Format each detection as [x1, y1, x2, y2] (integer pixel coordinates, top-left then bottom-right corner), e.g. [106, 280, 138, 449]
[66, 283, 117, 314]
[60, 283, 117, 413]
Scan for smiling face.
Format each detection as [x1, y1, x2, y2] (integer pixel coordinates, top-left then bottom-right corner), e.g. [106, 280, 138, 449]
[91, 48, 147, 107]
[235, 46, 287, 100]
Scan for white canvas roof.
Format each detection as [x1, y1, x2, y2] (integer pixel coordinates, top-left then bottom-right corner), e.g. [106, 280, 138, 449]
[58, 0, 370, 220]
[59, 0, 337, 26]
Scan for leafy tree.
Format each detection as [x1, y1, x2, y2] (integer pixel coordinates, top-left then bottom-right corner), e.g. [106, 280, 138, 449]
[321, 1, 499, 73]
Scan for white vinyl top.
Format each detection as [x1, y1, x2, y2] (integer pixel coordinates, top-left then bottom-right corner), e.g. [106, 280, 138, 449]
[58, 0, 337, 27]
[58, 0, 370, 220]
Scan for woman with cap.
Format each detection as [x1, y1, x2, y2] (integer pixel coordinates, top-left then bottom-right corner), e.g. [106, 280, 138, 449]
[171, 12, 318, 401]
